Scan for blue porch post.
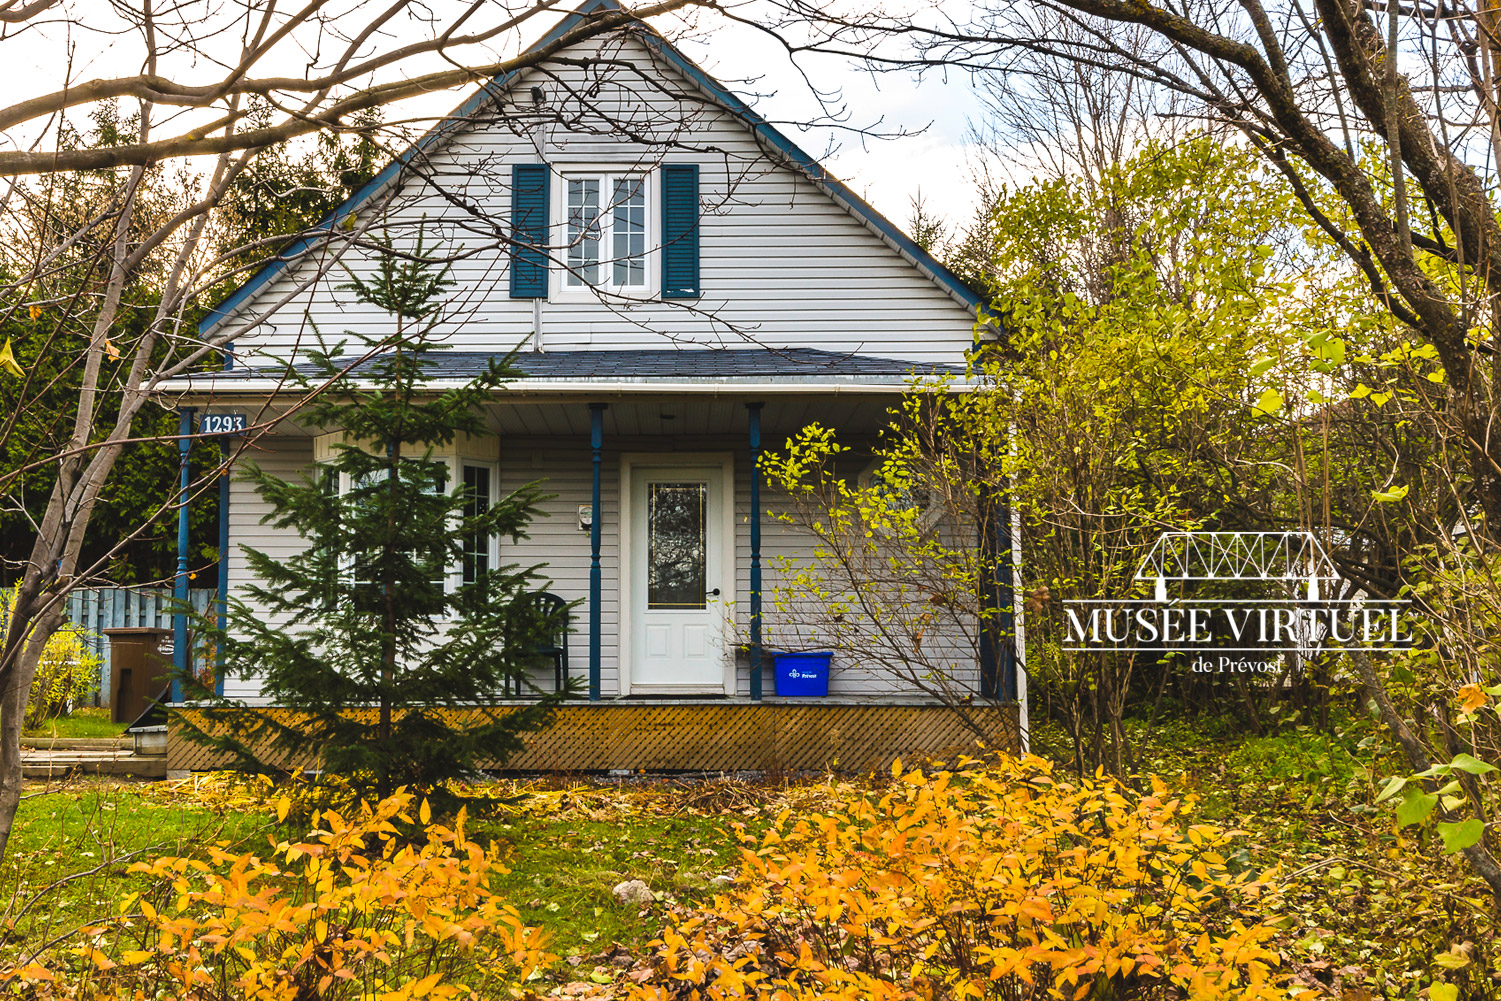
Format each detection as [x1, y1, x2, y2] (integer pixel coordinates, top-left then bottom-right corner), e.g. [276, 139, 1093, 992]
[171, 408, 195, 703]
[589, 403, 606, 702]
[215, 444, 231, 697]
[747, 402, 765, 701]
[998, 496, 1018, 703]
[978, 488, 1017, 702]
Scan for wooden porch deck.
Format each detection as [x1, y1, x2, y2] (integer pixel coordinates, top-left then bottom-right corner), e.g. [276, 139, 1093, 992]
[166, 700, 1020, 774]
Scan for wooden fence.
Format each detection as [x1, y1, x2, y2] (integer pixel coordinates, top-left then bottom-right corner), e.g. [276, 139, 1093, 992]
[60, 588, 218, 707]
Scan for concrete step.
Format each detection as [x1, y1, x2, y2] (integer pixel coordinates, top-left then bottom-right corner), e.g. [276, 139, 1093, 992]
[19, 736, 131, 751]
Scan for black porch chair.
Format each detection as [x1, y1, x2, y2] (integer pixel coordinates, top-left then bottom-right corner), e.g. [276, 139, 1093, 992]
[528, 592, 569, 693]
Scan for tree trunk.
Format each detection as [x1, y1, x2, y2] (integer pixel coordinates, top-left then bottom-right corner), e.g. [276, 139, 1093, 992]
[0, 599, 66, 858]
[1352, 650, 1501, 907]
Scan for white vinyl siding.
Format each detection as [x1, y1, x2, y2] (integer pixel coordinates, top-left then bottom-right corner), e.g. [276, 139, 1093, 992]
[224, 431, 981, 701]
[223, 436, 313, 701]
[217, 31, 976, 369]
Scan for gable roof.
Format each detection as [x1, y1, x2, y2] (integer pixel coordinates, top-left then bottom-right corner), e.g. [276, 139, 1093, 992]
[199, 0, 985, 342]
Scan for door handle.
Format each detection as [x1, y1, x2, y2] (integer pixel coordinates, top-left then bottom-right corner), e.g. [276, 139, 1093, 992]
[706, 588, 722, 597]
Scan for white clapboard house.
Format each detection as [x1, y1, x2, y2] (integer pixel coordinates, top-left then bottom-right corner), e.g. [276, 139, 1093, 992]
[162, 0, 1023, 771]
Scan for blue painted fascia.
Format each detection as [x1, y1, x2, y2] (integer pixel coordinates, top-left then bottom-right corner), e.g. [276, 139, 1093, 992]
[199, 0, 989, 354]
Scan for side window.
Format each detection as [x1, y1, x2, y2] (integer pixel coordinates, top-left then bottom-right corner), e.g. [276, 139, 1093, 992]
[860, 458, 945, 533]
[462, 462, 496, 587]
[340, 459, 450, 593]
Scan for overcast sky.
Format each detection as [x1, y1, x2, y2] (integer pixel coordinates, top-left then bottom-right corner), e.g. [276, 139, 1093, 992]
[677, 27, 988, 232]
[0, 1, 990, 235]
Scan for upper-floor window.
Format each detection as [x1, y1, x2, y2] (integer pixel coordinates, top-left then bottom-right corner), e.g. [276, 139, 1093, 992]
[563, 173, 649, 291]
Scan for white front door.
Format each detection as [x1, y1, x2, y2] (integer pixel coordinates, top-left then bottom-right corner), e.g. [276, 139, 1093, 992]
[628, 464, 729, 692]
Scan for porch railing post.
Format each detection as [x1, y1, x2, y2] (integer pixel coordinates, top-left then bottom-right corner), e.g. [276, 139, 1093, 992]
[589, 403, 606, 702]
[747, 402, 764, 701]
[216, 442, 231, 697]
[979, 486, 1018, 702]
[172, 407, 195, 704]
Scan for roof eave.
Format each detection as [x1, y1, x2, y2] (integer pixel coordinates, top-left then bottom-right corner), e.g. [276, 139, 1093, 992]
[155, 375, 975, 401]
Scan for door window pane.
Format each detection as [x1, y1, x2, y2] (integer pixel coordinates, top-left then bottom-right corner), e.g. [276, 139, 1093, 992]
[647, 482, 707, 609]
[566, 178, 601, 285]
[612, 175, 646, 287]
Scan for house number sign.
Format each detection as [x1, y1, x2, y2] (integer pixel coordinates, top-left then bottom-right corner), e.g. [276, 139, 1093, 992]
[198, 412, 247, 435]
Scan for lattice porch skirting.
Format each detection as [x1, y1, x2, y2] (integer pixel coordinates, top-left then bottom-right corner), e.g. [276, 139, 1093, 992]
[166, 701, 1021, 774]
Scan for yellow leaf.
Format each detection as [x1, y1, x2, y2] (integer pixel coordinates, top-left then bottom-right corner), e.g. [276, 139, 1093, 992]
[1460, 684, 1489, 714]
[1434, 948, 1471, 970]
[410, 971, 445, 998]
[420, 798, 431, 825]
[1432, 985, 1459, 1001]
[104, 338, 120, 362]
[276, 795, 291, 823]
[27, 304, 40, 321]
[1252, 387, 1284, 416]
[0, 339, 24, 379]
[121, 950, 154, 965]
[11, 963, 53, 981]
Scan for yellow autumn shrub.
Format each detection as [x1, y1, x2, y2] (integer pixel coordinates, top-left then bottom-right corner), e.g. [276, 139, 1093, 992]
[5, 790, 550, 1000]
[1, 589, 100, 730]
[633, 755, 1286, 1001]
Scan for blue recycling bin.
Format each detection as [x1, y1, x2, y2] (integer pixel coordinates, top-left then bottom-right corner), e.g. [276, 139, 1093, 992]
[773, 650, 833, 697]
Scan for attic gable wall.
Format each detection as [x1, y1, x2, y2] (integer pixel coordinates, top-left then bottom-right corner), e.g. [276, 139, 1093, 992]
[219, 29, 977, 369]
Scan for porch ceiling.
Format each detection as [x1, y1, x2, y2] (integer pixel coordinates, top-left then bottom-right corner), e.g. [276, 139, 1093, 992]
[209, 393, 907, 439]
[485, 394, 903, 437]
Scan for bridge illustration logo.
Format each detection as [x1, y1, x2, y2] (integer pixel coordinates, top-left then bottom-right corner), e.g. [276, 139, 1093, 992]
[1064, 531, 1412, 672]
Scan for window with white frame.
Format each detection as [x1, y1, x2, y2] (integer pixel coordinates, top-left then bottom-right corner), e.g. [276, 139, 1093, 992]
[340, 461, 449, 594]
[312, 432, 499, 596]
[563, 172, 649, 291]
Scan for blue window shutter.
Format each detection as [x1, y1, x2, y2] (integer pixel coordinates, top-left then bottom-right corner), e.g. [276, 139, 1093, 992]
[509, 163, 549, 299]
[660, 164, 700, 299]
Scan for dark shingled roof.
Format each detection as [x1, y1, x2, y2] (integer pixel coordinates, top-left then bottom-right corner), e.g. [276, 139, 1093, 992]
[203, 347, 962, 383]
[429, 347, 954, 379]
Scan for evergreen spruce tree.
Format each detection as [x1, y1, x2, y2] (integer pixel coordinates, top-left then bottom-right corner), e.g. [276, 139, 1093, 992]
[180, 237, 568, 797]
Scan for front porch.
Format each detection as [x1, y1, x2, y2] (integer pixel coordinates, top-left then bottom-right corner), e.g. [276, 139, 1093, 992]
[166, 348, 1025, 772]
[165, 699, 1021, 774]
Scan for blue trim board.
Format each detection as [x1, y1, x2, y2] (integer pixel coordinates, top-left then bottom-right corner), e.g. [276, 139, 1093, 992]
[200, 0, 985, 350]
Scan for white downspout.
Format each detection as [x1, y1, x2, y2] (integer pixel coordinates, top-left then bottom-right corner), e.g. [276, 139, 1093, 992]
[532, 97, 549, 353]
[1013, 498, 1028, 754]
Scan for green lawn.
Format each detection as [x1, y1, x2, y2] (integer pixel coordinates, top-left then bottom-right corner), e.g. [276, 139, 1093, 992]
[4, 728, 1476, 998]
[0, 783, 267, 962]
[0, 776, 768, 992]
[478, 796, 744, 964]
[23, 707, 128, 740]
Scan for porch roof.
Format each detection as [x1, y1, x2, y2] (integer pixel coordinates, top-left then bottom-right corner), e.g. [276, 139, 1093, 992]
[159, 347, 969, 398]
